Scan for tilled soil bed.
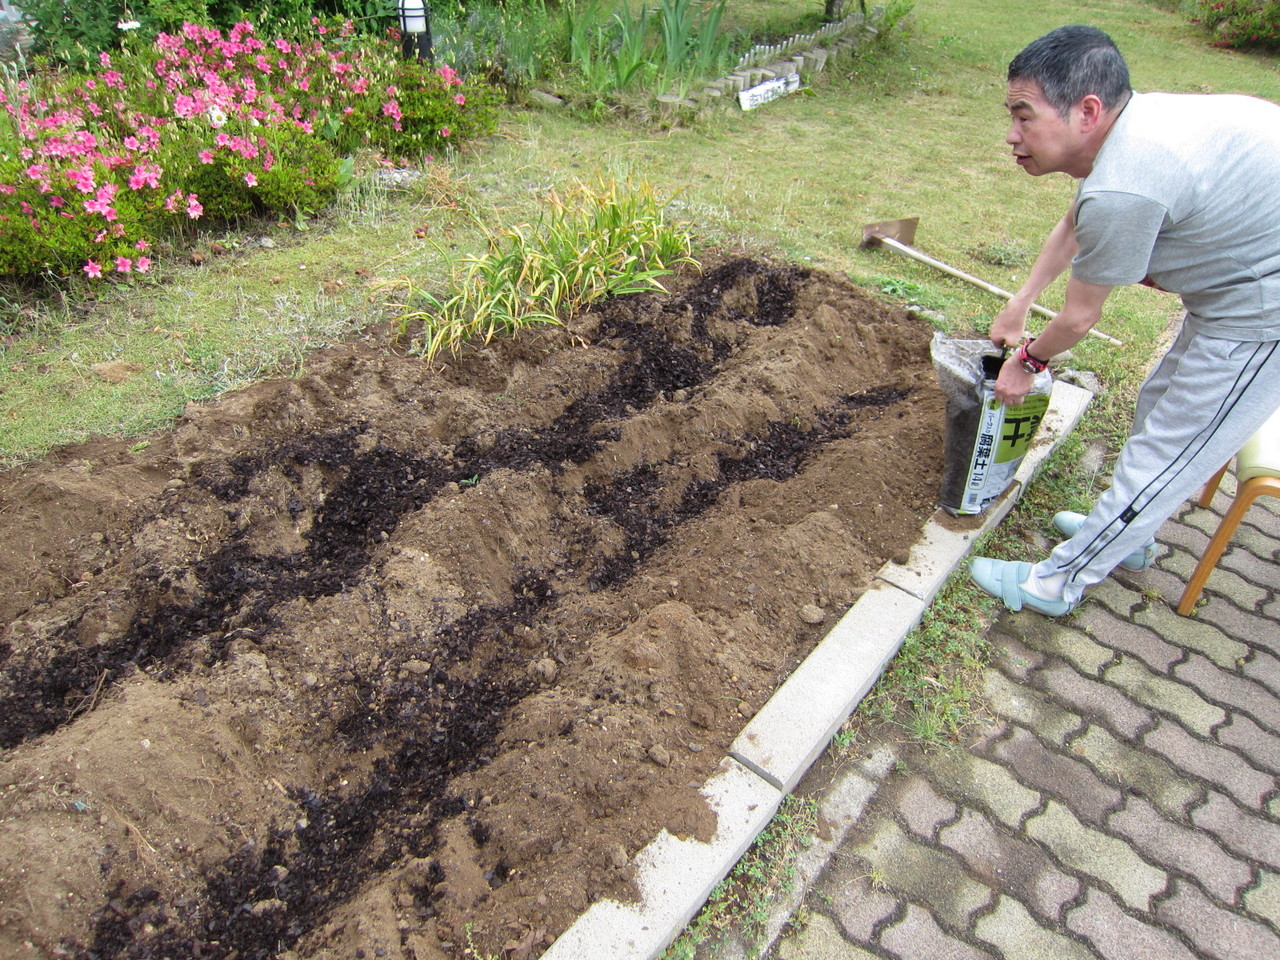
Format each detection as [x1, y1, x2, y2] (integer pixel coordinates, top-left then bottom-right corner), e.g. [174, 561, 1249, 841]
[0, 256, 946, 960]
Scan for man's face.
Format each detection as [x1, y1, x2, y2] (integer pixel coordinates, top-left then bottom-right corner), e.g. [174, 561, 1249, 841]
[1005, 79, 1083, 177]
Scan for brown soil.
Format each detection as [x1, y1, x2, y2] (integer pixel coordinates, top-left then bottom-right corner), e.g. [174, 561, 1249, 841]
[0, 256, 946, 960]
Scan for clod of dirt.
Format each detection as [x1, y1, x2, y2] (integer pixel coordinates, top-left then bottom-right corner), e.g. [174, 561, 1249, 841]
[0, 255, 945, 960]
[799, 603, 827, 624]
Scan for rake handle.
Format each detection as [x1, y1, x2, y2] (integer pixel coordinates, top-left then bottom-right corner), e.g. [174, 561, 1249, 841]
[873, 235, 1123, 347]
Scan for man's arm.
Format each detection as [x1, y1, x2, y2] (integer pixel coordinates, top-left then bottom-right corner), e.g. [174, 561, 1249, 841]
[989, 208, 1079, 349]
[994, 274, 1114, 405]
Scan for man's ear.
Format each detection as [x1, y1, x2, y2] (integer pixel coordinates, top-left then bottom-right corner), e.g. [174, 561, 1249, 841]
[1076, 93, 1105, 131]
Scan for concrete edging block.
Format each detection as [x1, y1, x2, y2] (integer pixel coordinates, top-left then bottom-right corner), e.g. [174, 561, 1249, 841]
[728, 580, 927, 793]
[541, 756, 783, 960]
[875, 515, 974, 605]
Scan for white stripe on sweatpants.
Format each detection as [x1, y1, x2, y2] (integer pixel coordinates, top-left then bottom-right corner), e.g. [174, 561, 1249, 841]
[1036, 319, 1280, 604]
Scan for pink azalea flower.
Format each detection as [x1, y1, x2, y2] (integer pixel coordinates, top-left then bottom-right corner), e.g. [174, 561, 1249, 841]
[440, 126, 451, 138]
[199, 150, 215, 164]
[115, 257, 132, 273]
[187, 194, 203, 218]
[454, 94, 466, 106]
[135, 239, 149, 251]
[136, 256, 152, 273]
[83, 260, 103, 278]
[244, 172, 257, 186]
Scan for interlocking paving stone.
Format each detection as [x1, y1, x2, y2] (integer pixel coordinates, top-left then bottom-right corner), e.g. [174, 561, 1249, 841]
[1163, 550, 1270, 611]
[1069, 724, 1202, 821]
[925, 752, 1042, 829]
[1155, 879, 1280, 960]
[1105, 658, 1226, 737]
[1158, 520, 1210, 556]
[850, 820, 992, 929]
[1240, 648, 1280, 696]
[1218, 544, 1280, 586]
[1189, 595, 1273, 645]
[1174, 653, 1280, 730]
[1180, 508, 1226, 539]
[1143, 719, 1275, 808]
[777, 913, 879, 960]
[1025, 800, 1168, 911]
[822, 867, 899, 943]
[1065, 886, 1197, 960]
[986, 726, 1122, 827]
[1076, 605, 1182, 673]
[1243, 868, 1280, 927]
[1261, 597, 1280, 633]
[1230, 522, 1280, 559]
[1011, 613, 1114, 677]
[1036, 663, 1153, 740]
[991, 632, 1048, 681]
[878, 903, 997, 960]
[1086, 579, 1143, 618]
[973, 895, 1096, 960]
[984, 670, 1083, 747]
[1215, 712, 1280, 775]
[938, 808, 1081, 922]
[1191, 792, 1280, 869]
[1115, 562, 1187, 608]
[1251, 512, 1280, 541]
[1106, 796, 1253, 903]
[894, 778, 957, 841]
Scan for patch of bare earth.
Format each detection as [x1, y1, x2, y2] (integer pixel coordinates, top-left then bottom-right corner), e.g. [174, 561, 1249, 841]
[0, 257, 944, 960]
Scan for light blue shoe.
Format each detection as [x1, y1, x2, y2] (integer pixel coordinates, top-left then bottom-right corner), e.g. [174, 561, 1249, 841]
[1052, 511, 1157, 571]
[968, 557, 1077, 617]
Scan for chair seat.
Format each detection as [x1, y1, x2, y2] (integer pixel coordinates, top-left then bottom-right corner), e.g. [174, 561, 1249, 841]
[1238, 407, 1280, 482]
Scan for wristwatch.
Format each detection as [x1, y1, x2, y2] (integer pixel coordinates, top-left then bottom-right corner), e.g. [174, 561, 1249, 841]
[1016, 339, 1049, 374]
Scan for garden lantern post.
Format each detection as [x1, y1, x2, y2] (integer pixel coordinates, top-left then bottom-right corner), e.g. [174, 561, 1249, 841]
[397, 0, 433, 62]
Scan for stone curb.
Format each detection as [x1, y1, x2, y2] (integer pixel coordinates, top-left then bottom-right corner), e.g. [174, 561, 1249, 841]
[542, 379, 1094, 959]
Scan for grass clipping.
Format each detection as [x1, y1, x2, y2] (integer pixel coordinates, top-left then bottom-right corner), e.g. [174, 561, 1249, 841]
[392, 177, 698, 360]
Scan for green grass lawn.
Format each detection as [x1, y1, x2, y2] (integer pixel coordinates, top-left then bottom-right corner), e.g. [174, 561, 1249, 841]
[3, 0, 1276, 466]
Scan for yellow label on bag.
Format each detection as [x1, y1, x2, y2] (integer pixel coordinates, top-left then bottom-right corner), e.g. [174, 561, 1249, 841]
[961, 393, 1051, 513]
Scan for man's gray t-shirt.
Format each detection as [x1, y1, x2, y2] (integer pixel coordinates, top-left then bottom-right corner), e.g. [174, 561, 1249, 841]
[1072, 91, 1280, 340]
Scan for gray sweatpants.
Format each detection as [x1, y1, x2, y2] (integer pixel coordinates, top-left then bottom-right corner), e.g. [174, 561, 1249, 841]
[1035, 319, 1280, 604]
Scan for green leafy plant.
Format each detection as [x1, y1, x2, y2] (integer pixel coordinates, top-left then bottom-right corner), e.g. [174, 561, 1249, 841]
[392, 177, 698, 360]
[370, 61, 502, 159]
[611, 2, 654, 90]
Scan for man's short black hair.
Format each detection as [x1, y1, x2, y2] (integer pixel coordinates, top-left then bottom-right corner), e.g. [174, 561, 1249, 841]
[1009, 25, 1131, 117]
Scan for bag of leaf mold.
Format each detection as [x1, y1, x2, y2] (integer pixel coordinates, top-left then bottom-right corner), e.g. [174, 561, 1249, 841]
[931, 333, 1052, 516]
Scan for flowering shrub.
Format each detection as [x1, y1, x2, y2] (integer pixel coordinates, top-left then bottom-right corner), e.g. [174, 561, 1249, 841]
[1193, 1, 1280, 50]
[18, 0, 398, 70]
[370, 61, 502, 159]
[0, 20, 500, 281]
